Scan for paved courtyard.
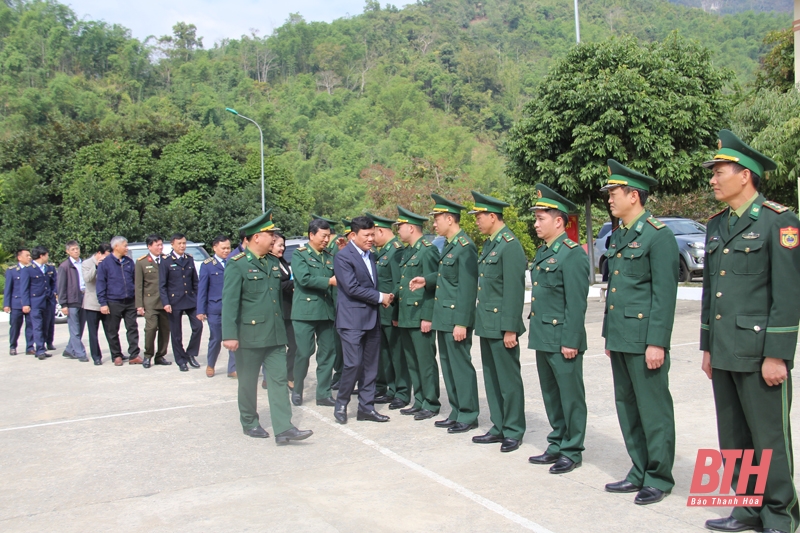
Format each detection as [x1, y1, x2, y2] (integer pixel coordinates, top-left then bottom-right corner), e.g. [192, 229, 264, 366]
[1, 299, 796, 532]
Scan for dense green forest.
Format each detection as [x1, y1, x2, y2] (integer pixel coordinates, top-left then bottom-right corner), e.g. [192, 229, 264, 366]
[0, 0, 793, 260]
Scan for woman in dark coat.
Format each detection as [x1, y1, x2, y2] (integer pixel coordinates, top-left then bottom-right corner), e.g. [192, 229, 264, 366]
[264, 233, 297, 390]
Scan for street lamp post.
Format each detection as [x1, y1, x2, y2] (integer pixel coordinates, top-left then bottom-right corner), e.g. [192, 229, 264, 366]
[226, 107, 265, 214]
[574, 0, 581, 43]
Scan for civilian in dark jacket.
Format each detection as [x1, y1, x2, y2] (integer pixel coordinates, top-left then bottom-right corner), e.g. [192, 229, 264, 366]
[97, 236, 141, 366]
[57, 240, 88, 361]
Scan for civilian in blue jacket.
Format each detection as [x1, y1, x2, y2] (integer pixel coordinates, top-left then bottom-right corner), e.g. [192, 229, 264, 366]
[197, 235, 235, 378]
[97, 236, 141, 366]
[21, 246, 57, 359]
[4, 247, 34, 355]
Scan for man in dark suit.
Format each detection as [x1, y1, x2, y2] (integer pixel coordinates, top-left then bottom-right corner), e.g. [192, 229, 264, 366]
[159, 233, 202, 372]
[197, 235, 235, 378]
[332, 216, 393, 424]
[21, 246, 57, 359]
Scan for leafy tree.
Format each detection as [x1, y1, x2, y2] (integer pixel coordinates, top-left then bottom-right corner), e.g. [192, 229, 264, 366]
[754, 28, 795, 92]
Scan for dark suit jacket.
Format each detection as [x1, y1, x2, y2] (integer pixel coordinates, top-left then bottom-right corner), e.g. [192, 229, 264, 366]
[277, 256, 294, 320]
[197, 257, 225, 316]
[158, 252, 199, 310]
[334, 241, 380, 331]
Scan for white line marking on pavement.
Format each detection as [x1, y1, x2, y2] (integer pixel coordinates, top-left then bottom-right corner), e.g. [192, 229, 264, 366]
[300, 406, 555, 533]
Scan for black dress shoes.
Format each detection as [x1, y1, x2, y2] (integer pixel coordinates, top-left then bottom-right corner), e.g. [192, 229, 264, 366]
[77, 357, 89, 362]
[275, 427, 313, 445]
[334, 406, 347, 424]
[188, 355, 200, 368]
[704, 516, 758, 532]
[93, 359, 102, 365]
[316, 397, 336, 407]
[448, 421, 478, 433]
[357, 409, 390, 422]
[550, 456, 580, 474]
[500, 438, 521, 453]
[178, 363, 189, 372]
[291, 391, 303, 406]
[472, 431, 503, 444]
[46, 343, 56, 351]
[243, 426, 269, 438]
[434, 418, 457, 428]
[142, 357, 151, 369]
[154, 357, 172, 365]
[388, 398, 408, 410]
[62, 351, 76, 359]
[26, 350, 36, 355]
[9, 349, 16, 356]
[414, 409, 436, 420]
[634, 486, 667, 505]
[605, 480, 641, 493]
[37, 353, 46, 360]
[400, 406, 421, 416]
[374, 394, 393, 404]
[528, 452, 560, 465]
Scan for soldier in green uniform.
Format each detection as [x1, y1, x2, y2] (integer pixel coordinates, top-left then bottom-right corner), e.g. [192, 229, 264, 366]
[409, 195, 480, 433]
[601, 160, 678, 504]
[469, 191, 527, 453]
[699, 131, 800, 533]
[526, 184, 589, 474]
[366, 212, 411, 409]
[222, 210, 313, 445]
[394, 207, 441, 420]
[290, 217, 337, 407]
[330, 218, 352, 390]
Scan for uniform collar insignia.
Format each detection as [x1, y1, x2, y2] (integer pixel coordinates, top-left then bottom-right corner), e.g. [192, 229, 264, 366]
[635, 221, 644, 232]
[742, 232, 760, 239]
[629, 242, 641, 248]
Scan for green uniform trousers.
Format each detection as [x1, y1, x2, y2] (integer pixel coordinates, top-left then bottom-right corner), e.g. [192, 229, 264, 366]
[479, 337, 526, 440]
[536, 350, 587, 463]
[438, 330, 479, 424]
[236, 345, 293, 434]
[292, 319, 335, 400]
[713, 370, 798, 533]
[380, 324, 410, 402]
[609, 351, 675, 492]
[332, 328, 343, 385]
[400, 327, 440, 412]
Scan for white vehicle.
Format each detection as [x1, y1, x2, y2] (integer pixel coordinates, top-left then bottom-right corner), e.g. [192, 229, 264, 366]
[126, 241, 210, 273]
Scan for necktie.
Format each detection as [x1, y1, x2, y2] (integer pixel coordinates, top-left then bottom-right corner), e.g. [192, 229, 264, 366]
[729, 212, 739, 229]
[156, 257, 160, 265]
[221, 259, 226, 268]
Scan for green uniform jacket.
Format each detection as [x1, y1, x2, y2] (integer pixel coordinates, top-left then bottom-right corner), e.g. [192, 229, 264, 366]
[528, 232, 589, 352]
[376, 237, 404, 325]
[222, 248, 287, 348]
[134, 254, 167, 310]
[602, 211, 679, 352]
[424, 230, 478, 331]
[396, 237, 438, 328]
[700, 196, 800, 372]
[290, 246, 335, 321]
[475, 226, 527, 339]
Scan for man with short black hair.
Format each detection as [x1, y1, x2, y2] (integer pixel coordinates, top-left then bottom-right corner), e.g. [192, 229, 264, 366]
[160, 233, 202, 372]
[136, 234, 172, 368]
[197, 234, 235, 377]
[23, 246, 58, 359]
[97, 236, 141, 366]
[5, 247, 34, 356]
[57, 240, 88, 361]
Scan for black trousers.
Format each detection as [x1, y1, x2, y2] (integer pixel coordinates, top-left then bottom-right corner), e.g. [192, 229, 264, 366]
[103, 299, 140, 360]
[335, 324, 381, 413]
[85, 309, 105, 362]
[168, 308, 202, 365]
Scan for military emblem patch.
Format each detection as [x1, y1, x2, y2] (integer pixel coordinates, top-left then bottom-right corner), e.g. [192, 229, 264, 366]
[742, 232, 760, 240]
[447, 253, 453, 258]
[546, 258, 557, 264]
[780, 227, 798, 249]
[490, 251, 497, 256]
[629, 242, 641, 248]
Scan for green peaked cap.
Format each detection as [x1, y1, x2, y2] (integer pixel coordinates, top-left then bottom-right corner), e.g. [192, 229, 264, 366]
[469, 191, 509, 214]
[312, 214, 338, 226]
[531, 184, 577, 213]
[341, 218, 352, 234]
[393, 206, 428, 227]
[365, 211, 395, 229]
[239, 208, 280, 237]
[702, 129, 777, 178]
[601, 160, 659, 192]
[429, 193, 466, 216]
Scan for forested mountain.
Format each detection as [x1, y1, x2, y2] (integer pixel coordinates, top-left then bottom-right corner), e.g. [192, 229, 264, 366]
[0, 0, 791, 257]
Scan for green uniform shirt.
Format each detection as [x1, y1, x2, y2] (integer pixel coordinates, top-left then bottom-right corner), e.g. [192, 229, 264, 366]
[222, 247, 287, 348]
[602, 211, 679, 352]
[700, 195, 800, 371]
[375, 237, 404, 325]
[396, 236, 438, 328]
[290, 245, 335, 321]
[528, 232, 590, 352]
[424, 229, 478, 331]
[475, 225, 527, 339]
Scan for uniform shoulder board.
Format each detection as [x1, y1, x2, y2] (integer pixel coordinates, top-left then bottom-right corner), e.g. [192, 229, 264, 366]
[458, 235, 470, 247]
[708, 208, 727, 220]
[563, 239, 578, 249]
[502, 232, 515, 242]
[138, 255, 149, 261]
[763, 200, 789, 214]
[393, 241, 403, 249]
[232, 252, 246, 261]
[203, 257, 213, 264]
[47, 262, 55, 266]
[14, 266, 20, 271]
[647, 217, 665, 230]
[421, 239, 432, 247]
[296, 246, 307, 252]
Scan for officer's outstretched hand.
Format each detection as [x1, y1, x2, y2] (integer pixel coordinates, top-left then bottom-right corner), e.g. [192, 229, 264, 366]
[701, 351, 712, 380]
[645, 345, 665, 370]
[762, 357, 788, 387]
[223, 340, 239, 351]
[408, 276, 425, 291]
[561, 347, 578, 359]
[503, 331, 518, 349]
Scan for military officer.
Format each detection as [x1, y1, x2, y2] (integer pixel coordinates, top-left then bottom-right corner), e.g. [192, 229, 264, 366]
[330, 218, 352, 390]
[159, 233, 203, 372]
[222, 210, 313, 445]
[4, 247, 34, 356]
[197, 235, 235, 378]
[291, 217, 337, 407]
[526, 184, 589, 474]
[469, 192, 527, 453]
[367, 211, 411, 409]
[700, 131, 800, 533]
[22, 246, 58, 359]
[408, 195, 480, 433]
[135, 234, 172, 368]
[394, 206, 441, 420]
[601, 160, 679, 505]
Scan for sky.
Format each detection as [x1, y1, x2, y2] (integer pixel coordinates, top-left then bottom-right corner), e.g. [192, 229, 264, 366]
[64, 0, 379, 45]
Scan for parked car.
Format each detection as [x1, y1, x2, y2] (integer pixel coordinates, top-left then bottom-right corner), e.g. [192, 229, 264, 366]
[592, 217, 706, 282]
[127, 241, 210, 273]
[423, 234, 446, 253]
[283, 236, 309, 264]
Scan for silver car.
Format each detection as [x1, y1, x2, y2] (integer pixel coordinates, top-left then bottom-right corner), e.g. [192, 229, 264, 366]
[127, 241, 210, 272]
